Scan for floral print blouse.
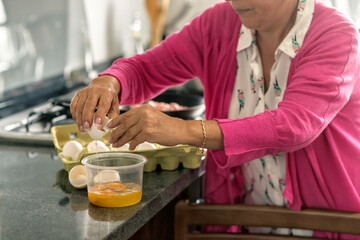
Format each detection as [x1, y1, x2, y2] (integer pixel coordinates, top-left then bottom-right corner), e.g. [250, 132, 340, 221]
[228, 0, 315, 235]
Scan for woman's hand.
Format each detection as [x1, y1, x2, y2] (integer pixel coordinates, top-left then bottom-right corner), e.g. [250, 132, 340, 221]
[107, 104, 188, 150]
[70, 75, 121, 133]
[107, 103, 225, 151]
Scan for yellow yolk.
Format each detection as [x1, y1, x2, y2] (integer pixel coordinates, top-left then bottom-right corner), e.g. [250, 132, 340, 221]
[88, 182, 142, 207]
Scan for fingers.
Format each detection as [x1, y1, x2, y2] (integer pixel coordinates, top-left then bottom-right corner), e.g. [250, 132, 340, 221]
[69, 76, 121, 133]
[92, 95, 111, 127]
[109, 105, 167, 149]
[109, 113, 140, 146]
[107, 96, 120, 120]
[128, 132, 147, 150]
[93, 93, 119, 127]
[113, 127, 143, 150]
[74, 92, 87, 133]
[82, 95, 99, 130]
[111, 124, 146, 151]
[70, 94, 79, 121]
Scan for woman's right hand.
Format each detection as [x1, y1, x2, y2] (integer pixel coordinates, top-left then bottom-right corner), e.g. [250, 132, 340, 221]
[70, 75, 121, 133]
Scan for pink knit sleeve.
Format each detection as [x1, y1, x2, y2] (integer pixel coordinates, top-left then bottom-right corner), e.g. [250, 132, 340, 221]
[99, 8, 209, 105]
[213, 23, 360, 168]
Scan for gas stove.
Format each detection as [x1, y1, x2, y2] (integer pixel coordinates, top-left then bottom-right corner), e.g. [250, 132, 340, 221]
[0, 90, 77, 146]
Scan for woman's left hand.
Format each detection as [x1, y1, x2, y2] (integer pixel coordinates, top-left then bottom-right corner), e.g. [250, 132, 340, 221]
[107, 103, 187, 150]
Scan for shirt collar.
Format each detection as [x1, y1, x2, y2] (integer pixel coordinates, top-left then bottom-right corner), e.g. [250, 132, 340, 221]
[277, 0, 315, 58]
[236, 0, 315, 58]
[236, 25, 255, 52]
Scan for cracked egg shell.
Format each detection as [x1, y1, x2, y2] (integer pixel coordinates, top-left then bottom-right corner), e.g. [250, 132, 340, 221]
[86, 117, 111, 140]
[69, 165, 87, 189]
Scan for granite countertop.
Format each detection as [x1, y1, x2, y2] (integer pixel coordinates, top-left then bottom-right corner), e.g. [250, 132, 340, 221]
[0, 144, 205, 240]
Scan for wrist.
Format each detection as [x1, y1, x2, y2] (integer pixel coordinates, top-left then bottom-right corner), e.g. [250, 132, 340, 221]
[181, 119, 224, 151]
[91, 75, 121, 95]
[180, 120, 205, 148]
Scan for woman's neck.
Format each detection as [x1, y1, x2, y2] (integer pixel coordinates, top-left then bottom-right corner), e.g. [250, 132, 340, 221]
[256, 0, 299, 51]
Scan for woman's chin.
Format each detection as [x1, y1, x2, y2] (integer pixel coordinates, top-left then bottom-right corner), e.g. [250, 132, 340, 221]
[240, 21, 257, 30]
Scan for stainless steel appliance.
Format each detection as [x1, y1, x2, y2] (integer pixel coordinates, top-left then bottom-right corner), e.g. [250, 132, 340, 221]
[0, 90, 76, 146]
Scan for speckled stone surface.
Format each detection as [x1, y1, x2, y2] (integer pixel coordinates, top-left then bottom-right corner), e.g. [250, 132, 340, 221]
[0, 144, 205, 240]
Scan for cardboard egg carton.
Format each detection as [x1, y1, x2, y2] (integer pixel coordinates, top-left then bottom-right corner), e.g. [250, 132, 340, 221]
[51, 124, 203, 172]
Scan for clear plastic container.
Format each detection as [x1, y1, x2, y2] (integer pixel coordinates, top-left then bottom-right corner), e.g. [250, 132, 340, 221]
[81, 152, 147, 208]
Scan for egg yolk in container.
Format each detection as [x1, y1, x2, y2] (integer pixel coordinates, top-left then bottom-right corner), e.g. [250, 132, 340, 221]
[88, 182, 142, 208]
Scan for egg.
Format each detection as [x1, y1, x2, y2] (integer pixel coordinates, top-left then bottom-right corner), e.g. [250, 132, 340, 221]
[87, 140, 110, 152]
[136, 142, 157, 150]
[94, 169, 120, 184]
[62, 140, 83, 161]
[68, 165, 87, 189]
[86, 117, 111, 140]
[156, 144, 168, 149]
[111, 143, 130, 151]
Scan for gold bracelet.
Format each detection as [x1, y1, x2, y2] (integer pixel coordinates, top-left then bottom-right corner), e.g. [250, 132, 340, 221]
[200, 120, 207, 155]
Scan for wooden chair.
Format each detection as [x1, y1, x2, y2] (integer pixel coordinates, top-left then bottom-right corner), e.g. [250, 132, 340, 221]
[174, 200, 360, 240]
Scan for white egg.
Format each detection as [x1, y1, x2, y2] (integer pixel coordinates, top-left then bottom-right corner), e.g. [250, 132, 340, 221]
[87, 140, 110, 152]
[68, 165, 87, 189]
[62, 140, 83, 161]
[156, 144, 168, 149]
[86, 117, 111, 140]
[111, 143, 130, 151]
[94, 169, 120, 184]
[136, 142, 157, 150]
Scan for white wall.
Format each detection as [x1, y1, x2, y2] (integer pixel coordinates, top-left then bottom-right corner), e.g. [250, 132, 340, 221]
[0, 0, 6, 24]
[325, 0, 360, 27]
[83, 0, 220, 64]
[165, 0, 220, 35]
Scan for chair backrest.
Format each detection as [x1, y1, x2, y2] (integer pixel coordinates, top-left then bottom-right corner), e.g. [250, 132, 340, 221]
[174, 200, 360, 240]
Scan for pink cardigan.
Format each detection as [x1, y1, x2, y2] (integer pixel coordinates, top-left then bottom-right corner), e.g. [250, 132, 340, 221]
[101, 1, 360, 238]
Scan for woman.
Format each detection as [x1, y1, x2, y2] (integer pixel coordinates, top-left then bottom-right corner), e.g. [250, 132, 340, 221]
[70, 0, 360, 238]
